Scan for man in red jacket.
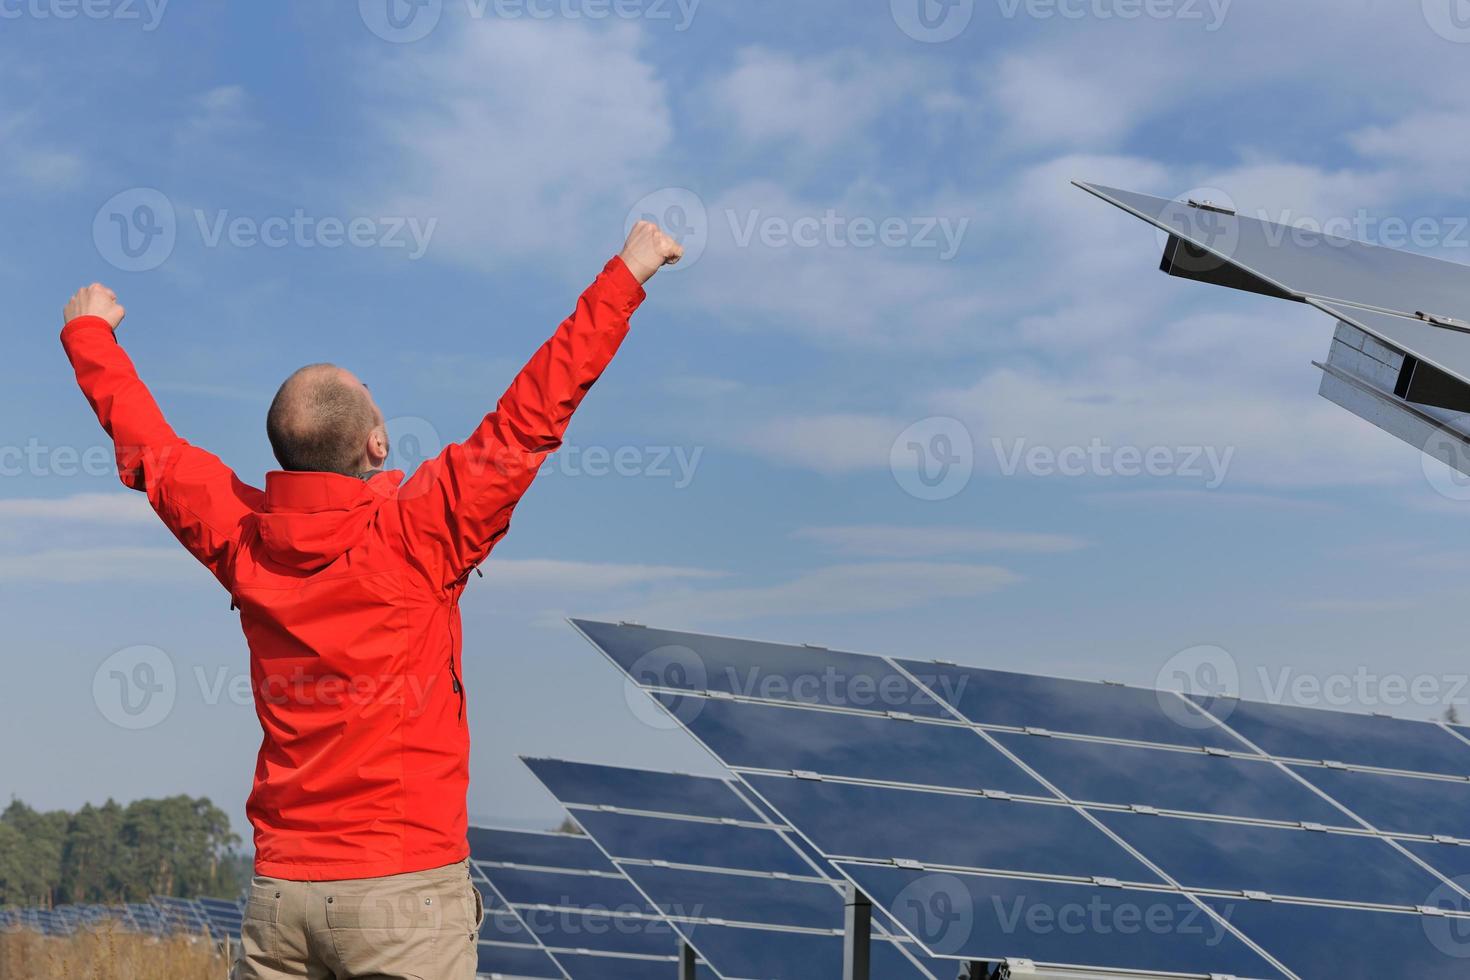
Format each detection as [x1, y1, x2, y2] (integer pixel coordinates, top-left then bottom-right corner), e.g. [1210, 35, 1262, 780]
[61, 221, 683, 980]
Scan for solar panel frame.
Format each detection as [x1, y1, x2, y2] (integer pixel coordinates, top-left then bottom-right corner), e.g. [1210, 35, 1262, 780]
[577, 619, 1470, 978]
[469, 825, 701, 980]
[523, 756, 953, 980]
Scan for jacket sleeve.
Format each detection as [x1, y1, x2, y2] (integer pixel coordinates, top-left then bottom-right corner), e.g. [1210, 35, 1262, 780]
[397, 255, 645, 591]
[60, 316, 263, 588]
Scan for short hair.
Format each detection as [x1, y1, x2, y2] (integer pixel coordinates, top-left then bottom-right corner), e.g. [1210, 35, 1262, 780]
[266, 364, 377, 476]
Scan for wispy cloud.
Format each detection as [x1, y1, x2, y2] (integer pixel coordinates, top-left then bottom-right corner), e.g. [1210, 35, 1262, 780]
[0, 494, 153, 524]
[795, 525, 1087, 558]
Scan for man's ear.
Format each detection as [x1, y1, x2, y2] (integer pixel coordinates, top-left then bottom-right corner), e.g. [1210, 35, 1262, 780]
[367, 425, 390, 469]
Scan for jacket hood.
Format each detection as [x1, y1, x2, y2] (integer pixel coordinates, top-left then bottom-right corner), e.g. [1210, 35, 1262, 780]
[258, 470, 403, 571]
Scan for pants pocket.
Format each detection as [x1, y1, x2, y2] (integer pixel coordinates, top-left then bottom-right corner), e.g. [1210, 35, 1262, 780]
[236, 881, 284, 970]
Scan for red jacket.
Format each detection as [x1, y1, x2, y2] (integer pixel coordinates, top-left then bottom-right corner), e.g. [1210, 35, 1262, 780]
[62, 257, 645, 880]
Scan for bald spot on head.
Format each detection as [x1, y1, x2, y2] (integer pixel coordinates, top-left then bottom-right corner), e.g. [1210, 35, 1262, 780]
[266, 363, 380, 476]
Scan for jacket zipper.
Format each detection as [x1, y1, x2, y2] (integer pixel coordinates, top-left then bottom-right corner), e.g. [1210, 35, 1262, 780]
[448, 657, 464, 720]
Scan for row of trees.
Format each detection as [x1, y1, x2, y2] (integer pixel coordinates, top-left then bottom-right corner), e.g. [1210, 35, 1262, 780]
[0, 796, 248, 908]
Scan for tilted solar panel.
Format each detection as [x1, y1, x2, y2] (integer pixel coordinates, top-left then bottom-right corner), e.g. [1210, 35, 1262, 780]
[523, 756, 959, 980]
[468, 825, 709, 979]
[1076, 181, 1470, 477]
[578, 619, 1470, 979]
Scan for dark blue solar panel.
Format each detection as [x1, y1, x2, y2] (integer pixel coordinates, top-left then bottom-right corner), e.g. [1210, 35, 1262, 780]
[469, 828, 617, 874]
[621, 864, 841, 931]
[481, 900, 535, 944]
[518, 909, 679, 957]
[1094, 811, 1447, 906]
[666, 694, 1049, 796]
[746, 775, 1160, 884]
[843, 864, 1286, 976]
[681, 925, 935, 980]
[1397, 840, 1470, 885]
[485, 867, 654, 917]
[992, 731, 1351, 825]
[1199, 897, 1470, 978]
[1195, 697, 1470, 776]
[571, 809, 812, 877]
[901, 660, 1247, 751]
[553, 953, 711, 980]
[1292, 766, 1470, 839]
[476, 941, 564, 979]
[575, 619, 950, 717]
[524, 758, 758, 822]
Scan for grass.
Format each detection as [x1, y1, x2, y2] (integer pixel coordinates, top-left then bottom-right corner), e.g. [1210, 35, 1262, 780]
[0, 927, 229, 980]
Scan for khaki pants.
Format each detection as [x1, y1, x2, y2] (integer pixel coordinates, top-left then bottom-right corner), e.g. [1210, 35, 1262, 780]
[231, 860, 483, 980]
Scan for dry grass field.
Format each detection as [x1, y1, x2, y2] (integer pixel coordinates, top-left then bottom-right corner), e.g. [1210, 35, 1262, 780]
[0, 927, 229, 980]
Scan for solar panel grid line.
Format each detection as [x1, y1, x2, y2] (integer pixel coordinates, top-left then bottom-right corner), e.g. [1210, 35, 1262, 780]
[894, 656, 1470, 921]
[471, 861, 572, 980]
[524, 757, 949, 980]
[731, 772, 1302, 980]
[579, 623, 1302, 978]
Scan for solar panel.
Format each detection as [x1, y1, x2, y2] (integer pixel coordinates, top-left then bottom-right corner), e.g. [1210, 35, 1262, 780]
[1076, 180, 1470, 476]
[523, 757, 958, 980]
[579, 619, 1470, 978]
[1073, 182, 1470, 325]
[469, 825, 712, 979]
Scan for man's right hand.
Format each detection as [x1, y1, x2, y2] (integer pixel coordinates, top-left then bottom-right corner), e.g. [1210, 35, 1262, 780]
[64, 284, 126, 330]
[619, 221, 685, 285]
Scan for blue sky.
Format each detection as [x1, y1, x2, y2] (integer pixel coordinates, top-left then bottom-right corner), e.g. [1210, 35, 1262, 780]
[6, 0, 1470, 841]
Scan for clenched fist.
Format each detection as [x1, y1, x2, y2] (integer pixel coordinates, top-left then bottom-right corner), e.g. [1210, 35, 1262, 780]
[64, 284, 126, 330]
[619, 221, 685, 285]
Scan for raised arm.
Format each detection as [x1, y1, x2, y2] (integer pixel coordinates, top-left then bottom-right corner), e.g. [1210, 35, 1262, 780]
[398, 222, 683, 591]
[60, 284, 262, 587]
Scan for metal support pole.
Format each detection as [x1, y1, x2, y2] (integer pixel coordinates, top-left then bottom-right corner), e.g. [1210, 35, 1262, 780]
[679, 939, 698, 980]
[842, 883, 872, 980]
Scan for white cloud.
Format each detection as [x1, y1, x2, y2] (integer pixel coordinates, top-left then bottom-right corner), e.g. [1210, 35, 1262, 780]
[0, 494, 153, 524]
[0, 546, 194, 583]
[606, 561, 1022, 625]
[363, 19, 671, 266]
[735, 413, 901, 475]
[796, 525, 1087, 558]
[479, 559, 721, 592]
[706, 48, 915, 156]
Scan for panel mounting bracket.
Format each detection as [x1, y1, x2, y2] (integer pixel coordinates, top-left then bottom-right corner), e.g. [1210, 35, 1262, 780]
[1416, 310, 1470, 333]
[1187, 198, 1237, 216]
